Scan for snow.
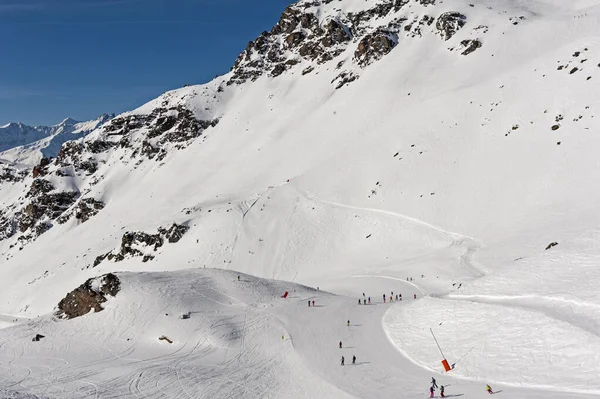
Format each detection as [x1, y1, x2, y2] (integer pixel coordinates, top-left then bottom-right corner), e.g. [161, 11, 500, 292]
[1, 0, 600, 397]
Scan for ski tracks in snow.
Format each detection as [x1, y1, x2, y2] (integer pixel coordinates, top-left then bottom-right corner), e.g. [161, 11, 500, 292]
[301, 191, 486, 278]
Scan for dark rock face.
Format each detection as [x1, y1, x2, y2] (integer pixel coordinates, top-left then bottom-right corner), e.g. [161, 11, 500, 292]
[75, 198, 105, 223]
[56, 273, 120, 319]
[19, 191, 78, 232]
[104, 106, 219, 161]
[332, 71, 360, 89]
[56, 142, 98, 175]
[460, 39, 482, 55]
[0, 164, 27, 183]
[93, 223, 189, 267]
[26, 179, 54, 198]
[404, 15, 434, 38]
[159, 223, 190, 243]
[229, 1, 468, 87]
[32, 157, 52, 178]
[230, 4, 354, 85]
[436, 12, 467, 40]
[348, 0, 408, 35]
[0, 211, 17, 241]
[355, 30, 398, 67]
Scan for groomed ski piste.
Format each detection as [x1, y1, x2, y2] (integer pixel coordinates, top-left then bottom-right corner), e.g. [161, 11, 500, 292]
[1, 262, 599, 399]
[2, 0, 600, 397]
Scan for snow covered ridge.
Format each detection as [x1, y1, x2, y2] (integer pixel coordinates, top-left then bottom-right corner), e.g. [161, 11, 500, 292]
[0, 114, 112, 165]
[229, 0, 483, 87]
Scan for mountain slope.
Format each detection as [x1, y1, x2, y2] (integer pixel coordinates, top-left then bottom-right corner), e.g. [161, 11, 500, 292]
[1, 0, 600, 397]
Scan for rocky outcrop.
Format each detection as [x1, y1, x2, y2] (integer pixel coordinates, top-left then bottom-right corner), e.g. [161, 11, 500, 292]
[56, 273, 120, 319]
[56, 141, 98, 175]
[347, 0, 408, 36]
[93, 223, 190, 266]
[229, 1, 471, 86]
[26, 179, 54, 198]
[75, 198, 105, 223]
[19, 191, 78, 233]
[460, 39, 482, 55]
[354, 30, 398, 67]
[0, 164, 27, 183]
[32, 157, 52, 178]
[332, 71, 360, 89]
[404, 15, 434, 38]
[0, 211, 17, 241]
[230, 4, 355, 85]
[104, 105, 219, 161]
[158, 223, 190, 243]
[436, 12, 467, 40]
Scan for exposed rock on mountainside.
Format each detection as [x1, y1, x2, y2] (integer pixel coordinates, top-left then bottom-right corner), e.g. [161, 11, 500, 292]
[93, 223, 190, 266]
[19, 192, 79, 233]
[354, 30, 398, 67]
[230, 0, 469, 87]
[0, 164, 27, 183]
[56, 273, 120, 319]
[104, 105, 219, 161]
[460, 39, 482, 55]
[74, 198, 105, 223]
[436, 12, 467, 40]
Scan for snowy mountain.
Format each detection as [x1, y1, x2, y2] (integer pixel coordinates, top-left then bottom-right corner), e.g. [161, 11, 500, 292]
[1, 0, 600, 397]
[0, 114, 112, 166]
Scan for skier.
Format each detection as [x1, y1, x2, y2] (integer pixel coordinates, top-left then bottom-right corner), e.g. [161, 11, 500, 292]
[431, 377, 438, 388]
[391, 291, 394, 296]
[399, 293, 402, 301]
[352, 355, 356, 364]
[312, 300, 315, 307]
[358, 299, 361, 305]
[237, 275, 240, 281]
[363, 299, 366, 305]
[383, 294, 386, 303]
[339, 341, 342, 349]
[440, 385, 445, 398]
[341, 356, 345, 366]
[308, 300, 311, 307]
[347, 320, 350, 327]
[368, 297, 371, 304]
[429, 386, 435, 398]
[486, 384, 493, 394]
[363, 293, 365, 298]
[395, 294, 398, 301]
[390, 295, 393, 302]
[414, 293, 417, 299]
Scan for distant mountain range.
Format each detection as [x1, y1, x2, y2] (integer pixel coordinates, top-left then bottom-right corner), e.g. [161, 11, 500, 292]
[0, 114, 112, 165]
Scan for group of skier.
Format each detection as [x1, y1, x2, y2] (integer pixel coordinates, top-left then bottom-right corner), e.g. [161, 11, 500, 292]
[340, 355, 356, 366]
[430, 377, 445, 397]
[356, 290, 419, 305]
[339, 339, 356, 366]
[430, 377, 494, 397]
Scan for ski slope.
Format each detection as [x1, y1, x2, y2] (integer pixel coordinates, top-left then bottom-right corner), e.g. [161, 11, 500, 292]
[0, 269, 596, 398]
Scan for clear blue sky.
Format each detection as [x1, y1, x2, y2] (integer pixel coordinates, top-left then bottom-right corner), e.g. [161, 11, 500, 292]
[0, 0, 292, 126]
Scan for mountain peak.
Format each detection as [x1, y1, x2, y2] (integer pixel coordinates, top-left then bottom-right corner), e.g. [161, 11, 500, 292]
[56, 117, 79, 127]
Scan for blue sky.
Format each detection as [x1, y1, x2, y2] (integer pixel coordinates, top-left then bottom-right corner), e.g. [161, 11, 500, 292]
[0, 0, 292, 126]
